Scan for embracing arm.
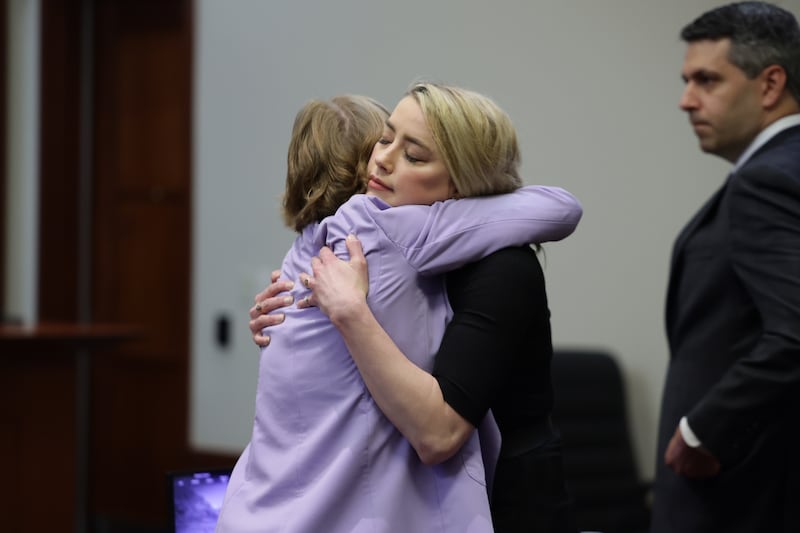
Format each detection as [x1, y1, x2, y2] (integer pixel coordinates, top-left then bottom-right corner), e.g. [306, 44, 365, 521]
[309, 236, 474, 465]
[378, 185, 582, 275]
[248, 242, 479, 463]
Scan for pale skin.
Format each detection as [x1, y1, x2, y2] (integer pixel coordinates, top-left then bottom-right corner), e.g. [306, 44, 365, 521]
[252, 95, 475, 464]
[365, 95, 457, 206]
[667, 36, 799, 480]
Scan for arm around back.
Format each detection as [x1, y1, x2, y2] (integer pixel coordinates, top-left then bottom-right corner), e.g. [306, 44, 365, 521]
[312, 238, 477, 465]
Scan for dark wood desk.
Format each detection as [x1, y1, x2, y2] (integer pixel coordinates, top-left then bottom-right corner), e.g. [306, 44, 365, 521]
[0, 322, 140, 533]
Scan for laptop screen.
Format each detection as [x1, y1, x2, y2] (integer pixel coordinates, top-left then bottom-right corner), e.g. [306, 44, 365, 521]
[166, 468, 232, 533]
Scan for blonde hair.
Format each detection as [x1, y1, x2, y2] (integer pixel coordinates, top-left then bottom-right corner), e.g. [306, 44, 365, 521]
[282, 95, 389, 232]
[407, 82, 522, 197]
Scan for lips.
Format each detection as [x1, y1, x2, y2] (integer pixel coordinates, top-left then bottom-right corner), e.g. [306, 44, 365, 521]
[368, 176, 392, 192]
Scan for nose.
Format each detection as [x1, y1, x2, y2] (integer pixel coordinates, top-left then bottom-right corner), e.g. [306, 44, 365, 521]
[679, 84, 696, 112]
[374, 144, 394, 173]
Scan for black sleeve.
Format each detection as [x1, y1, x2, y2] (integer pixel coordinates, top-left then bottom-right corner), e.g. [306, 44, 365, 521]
[433, 245, 552, 427]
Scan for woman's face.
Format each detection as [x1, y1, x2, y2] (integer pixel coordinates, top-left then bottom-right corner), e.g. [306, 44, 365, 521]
[366, 96, 455, 206]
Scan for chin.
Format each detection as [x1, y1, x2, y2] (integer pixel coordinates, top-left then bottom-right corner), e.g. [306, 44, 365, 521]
[698, 139, 716, 153]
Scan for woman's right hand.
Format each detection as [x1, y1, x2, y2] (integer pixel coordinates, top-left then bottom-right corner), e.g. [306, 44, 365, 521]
[308, 235, 369, 324]
[250, 270, 295, 347]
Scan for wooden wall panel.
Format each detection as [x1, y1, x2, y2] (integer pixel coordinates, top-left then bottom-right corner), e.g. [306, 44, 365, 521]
[90, 0, 232, 528]
[0, 354, 77, 531]
[97, 202, 190, 358]
[89, 0, 194, 525]
[34, 1, 236, 530]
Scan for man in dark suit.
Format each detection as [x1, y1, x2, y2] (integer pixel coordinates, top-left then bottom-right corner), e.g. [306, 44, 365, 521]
[651, 2, 800, 532]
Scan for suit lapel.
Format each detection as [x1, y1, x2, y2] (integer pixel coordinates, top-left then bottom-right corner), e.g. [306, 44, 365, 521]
[665, 178, 729, 330]
[664, 124, 800, 342]
[672, 178, 729, 268]
[671, 124, 800, 264]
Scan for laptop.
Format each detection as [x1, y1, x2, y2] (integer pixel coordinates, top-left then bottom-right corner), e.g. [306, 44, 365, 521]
[166, 468, 232, 533]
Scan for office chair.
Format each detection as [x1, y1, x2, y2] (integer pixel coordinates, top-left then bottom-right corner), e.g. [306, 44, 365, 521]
[551, 349, 652, 533]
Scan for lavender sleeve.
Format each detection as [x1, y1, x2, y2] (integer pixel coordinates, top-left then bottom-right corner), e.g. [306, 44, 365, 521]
[368, 185, 582, 275]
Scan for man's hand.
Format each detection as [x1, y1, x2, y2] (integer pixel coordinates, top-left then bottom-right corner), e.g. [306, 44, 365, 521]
[250, 270, 293, 347]
[664, 425, 721, 479]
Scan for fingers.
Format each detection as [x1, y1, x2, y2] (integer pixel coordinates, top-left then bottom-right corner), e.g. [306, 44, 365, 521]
[253, 333, 271, 347]
[310, 255, 322, 276]
[254, 278, 294, 308]
[250, 293, 294, 321]
[296, 294, 315, 309]
[314, 235, 363, 268]
[318, 246, 337, 264]
[270, 269, 281, 283]
[249, 310, 287, 335]
[299, 272, 314, 290]
[665, 426, 721, 479]
[345, 234, 365, 264]
[250, 314, 284, 347]
[345, 234, 368, 279]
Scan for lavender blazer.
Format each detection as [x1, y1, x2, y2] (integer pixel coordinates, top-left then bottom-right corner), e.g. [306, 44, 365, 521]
[216, 186, 582, 533]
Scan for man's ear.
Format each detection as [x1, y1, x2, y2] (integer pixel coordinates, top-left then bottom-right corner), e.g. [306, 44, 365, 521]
[761, 64, 788, 108]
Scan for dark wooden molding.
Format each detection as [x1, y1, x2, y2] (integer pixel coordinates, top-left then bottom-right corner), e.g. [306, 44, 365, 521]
[0, 321, 141, 350]
[38, 0, 83, 322]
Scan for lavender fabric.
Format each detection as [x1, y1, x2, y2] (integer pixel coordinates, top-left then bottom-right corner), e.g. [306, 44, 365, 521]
[216, 186, 581, 533]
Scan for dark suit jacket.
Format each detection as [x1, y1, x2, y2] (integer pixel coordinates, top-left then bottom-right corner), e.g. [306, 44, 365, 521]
[651, 124, 800, 533]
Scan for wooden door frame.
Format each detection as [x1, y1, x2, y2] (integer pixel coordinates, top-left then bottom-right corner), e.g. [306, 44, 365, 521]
[38, 0, 83, 322]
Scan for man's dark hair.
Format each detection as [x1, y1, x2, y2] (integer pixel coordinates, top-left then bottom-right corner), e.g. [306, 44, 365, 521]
[681, 1, 800, 103]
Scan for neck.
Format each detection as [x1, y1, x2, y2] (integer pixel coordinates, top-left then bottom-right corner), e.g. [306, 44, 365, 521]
[763, 94, 800, 129]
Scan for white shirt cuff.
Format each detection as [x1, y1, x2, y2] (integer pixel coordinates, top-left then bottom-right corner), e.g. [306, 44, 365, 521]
[679, 416, 702, 448]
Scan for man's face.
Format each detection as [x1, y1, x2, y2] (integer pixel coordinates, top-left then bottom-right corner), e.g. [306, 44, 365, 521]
[679, 38, 765, 163]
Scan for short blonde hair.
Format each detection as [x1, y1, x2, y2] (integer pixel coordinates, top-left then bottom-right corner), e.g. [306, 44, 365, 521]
[282, 95, 389, 232]
[407, 82, 522, 198]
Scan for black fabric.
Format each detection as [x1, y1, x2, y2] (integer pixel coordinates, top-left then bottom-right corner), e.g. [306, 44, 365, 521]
[432, 246, 576, 533]
[434, 246, 554, 431]
[491, 443, 576, 533]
